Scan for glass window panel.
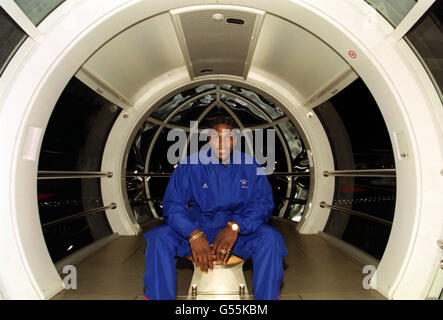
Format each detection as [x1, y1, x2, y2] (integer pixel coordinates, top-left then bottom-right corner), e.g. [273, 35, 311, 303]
[146, 128, 189, 218]
[127, 121, 160, 172]
[38, 77, 120, 262]
[285, 184, 309, 222]
[148, 178, 170, 218]
[333, 177, 396, 223]
[148, 129, 179, 173]
[42, 217, 94, 263]
[315, 78, 396, 170]
[265, 128, 288, 173]
[125, 121, 160, 223]
[38, 179, 92, 225]
[14, 0, 65, 26]
[131, 203, 153, 224]
[277, 120, 304, 161]
[329, 176, 395, 259]
[268, 176, 289, 212]
[0, 7, 27, 77]
[220, 93, 268, 127]
[221, 84, 284, 120]
[151, 92, 192, 121]
[317, 78, 396, 259]
[196, 83, 216, 93]
[267, 136, 292, 217]
[38, 178, 111, 262]
[168, 93, 216, 126]
[276, 120, 310, 220]
[364, 0, 417, 27]
[39, 77, 121, 171]
[405, 1, 443, 103]
[126, 174, 152, 224]
[151, 84, 216, 120]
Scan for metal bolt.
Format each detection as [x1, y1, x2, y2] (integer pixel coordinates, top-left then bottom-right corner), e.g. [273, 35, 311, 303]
[212, 13, 224, 22]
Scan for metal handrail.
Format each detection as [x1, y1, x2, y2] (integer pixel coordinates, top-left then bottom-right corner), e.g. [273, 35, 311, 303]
[269, 172, 310, 177]
[38, 171, 113, 179]
[126, 171, 310, 177]
[320, 201, 392, 226]
[323, 169, 396, 177]
[41, 203, 117, 228]
[127, 172, 171, 177]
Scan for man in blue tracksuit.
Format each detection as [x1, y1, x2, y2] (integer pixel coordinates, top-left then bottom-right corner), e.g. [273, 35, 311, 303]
[143, 116, 288, 299]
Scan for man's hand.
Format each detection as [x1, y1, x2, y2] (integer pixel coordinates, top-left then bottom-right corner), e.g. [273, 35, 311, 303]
[212, 224, 239, 264]
[189, 229, 213, 273]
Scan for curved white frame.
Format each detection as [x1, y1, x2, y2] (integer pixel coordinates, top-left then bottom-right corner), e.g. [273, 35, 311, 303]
[0, 0, 441, 300]
[104, 72, 334, 234]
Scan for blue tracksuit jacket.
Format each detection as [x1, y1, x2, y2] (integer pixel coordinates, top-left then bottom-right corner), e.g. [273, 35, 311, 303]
[143, 147, 288, 299]
[162, 148, 274, 238]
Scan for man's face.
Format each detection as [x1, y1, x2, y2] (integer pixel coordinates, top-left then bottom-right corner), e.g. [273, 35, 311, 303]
[208, 124, 237, 160]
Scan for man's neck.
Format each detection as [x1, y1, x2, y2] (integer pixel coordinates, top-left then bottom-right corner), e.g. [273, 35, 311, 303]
[219, 156, 230, 166]
[209, 148, 232, 165]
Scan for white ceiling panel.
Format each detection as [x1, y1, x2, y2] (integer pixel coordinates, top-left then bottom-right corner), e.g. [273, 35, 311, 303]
[76, 13, 187, 107]
[250, 14, 357, 108]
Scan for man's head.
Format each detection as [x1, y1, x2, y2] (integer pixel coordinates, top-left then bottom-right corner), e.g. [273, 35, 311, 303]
[207, 116, 238, 160]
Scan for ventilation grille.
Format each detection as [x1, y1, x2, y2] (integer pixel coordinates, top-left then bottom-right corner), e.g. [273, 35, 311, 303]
[171, 7, 264, 79]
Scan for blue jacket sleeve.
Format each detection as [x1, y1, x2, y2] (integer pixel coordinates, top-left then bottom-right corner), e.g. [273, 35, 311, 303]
[162, 163, 199, 239]
[231, 164, 274, 235]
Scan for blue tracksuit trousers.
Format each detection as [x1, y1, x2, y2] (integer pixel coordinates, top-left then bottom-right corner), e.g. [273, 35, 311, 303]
[143, 223, 288, 300]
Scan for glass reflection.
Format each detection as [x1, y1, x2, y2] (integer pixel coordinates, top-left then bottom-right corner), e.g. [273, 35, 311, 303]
[277, 121, 304, 160]
[405, 1, 443, 103]
[0, 7, 27, 77]
[335, 177, 395, 259]
[38, 77, 119, 262]
[151, 84, 216, 120]
[168, 93, 216, 125]
[221, 93, 268, 126]
[364, 0, 416, 26]
[126, 122, 159, 223]
[221, 84, 285, 119]
[317, 78, 396, 259]
[14, 0, 65, 26]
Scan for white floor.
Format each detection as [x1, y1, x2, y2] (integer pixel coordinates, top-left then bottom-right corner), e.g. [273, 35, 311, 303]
[52, 218, 385, 300]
